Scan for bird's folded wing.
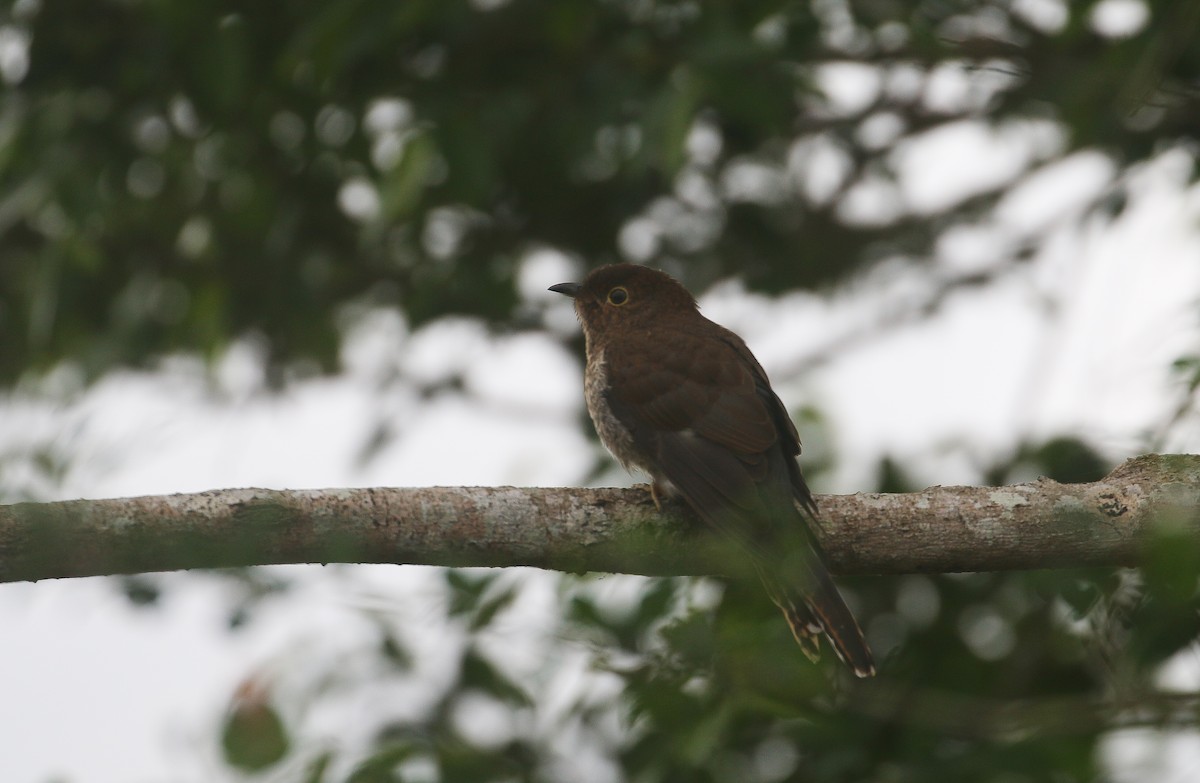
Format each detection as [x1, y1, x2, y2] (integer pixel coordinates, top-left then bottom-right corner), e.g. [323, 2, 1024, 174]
[605, 329, 822, 553]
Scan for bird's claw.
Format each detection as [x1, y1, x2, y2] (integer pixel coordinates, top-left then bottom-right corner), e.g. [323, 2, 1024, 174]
[633, 482, 665, 512]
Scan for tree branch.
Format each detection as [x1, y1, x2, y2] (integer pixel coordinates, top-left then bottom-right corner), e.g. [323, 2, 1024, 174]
[1, 454, 1198, 584]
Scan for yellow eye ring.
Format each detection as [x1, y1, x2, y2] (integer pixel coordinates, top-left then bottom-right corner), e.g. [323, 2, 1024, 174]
[607, 287, 629, 306]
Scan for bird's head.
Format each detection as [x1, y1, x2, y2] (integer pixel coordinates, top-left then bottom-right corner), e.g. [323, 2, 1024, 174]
[548, 264, 698, 340]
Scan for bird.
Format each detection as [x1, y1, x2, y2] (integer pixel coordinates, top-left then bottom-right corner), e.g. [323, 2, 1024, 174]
[549, 263, 875, 678]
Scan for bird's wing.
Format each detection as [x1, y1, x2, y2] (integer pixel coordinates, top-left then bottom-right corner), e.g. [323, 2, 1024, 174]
[608, 327, 776, 453]
[605, 325, 875, 677]
[606, 325, 816, 519]
[605, 326, 804, 550]
[718, 334, 818, 517]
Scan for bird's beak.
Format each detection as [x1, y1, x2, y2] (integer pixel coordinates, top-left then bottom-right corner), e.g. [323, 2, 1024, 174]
[548, 282, 581, 298]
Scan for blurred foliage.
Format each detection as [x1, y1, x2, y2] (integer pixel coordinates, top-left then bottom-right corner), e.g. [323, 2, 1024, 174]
[221, 678, 292, 772]
[2, 0, 1198, 383]
[984, 436, 1112, 486]
[4, 0, 1200, 780]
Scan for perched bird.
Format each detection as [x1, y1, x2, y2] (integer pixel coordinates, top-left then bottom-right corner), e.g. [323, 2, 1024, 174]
[550, 264, 875, 677]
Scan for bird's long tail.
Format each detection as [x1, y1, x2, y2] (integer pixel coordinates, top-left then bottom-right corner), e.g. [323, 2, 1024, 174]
[759, 567, 876, 678]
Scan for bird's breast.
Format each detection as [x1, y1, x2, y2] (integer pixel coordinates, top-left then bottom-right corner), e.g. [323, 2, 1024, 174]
[584, 347, 652, 476]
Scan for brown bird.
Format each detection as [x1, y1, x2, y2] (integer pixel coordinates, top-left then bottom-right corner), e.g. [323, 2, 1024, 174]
[550, 264, 875, 677]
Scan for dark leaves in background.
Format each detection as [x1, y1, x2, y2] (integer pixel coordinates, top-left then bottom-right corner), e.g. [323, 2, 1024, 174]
[568, 576, 680, 651]
[460, 645, 532, 708]
[986, 436, 1112, 487]
[221, 679, 291, 773]
[118, 574, 162, 607]
[5, 0, 1197, 384]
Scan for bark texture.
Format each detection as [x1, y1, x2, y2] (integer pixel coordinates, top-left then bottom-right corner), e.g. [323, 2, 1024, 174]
[1, 454, 1198, 584]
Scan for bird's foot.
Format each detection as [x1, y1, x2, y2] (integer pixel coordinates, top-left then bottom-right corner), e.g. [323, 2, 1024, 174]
[633, 482, 666, 512]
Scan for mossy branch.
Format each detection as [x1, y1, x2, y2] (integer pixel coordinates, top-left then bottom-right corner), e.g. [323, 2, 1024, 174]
[1, 455, 1197, 584]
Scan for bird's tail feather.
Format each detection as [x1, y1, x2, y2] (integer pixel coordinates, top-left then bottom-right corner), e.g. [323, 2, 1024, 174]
[759, 569, 876, 678]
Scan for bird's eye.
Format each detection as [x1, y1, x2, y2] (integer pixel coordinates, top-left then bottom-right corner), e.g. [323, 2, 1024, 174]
[607, 287, 629, 306]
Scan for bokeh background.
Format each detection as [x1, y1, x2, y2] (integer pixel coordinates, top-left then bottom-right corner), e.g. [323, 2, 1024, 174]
[3, 1, 1200, 781]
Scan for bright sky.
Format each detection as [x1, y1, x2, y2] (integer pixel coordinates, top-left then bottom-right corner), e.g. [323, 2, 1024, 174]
[2, 130, 1200, 781]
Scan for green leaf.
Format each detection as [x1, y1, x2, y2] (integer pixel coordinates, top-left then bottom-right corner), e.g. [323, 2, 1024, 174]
[460, 646, 532, 708]
[221, 696, 290, 772]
